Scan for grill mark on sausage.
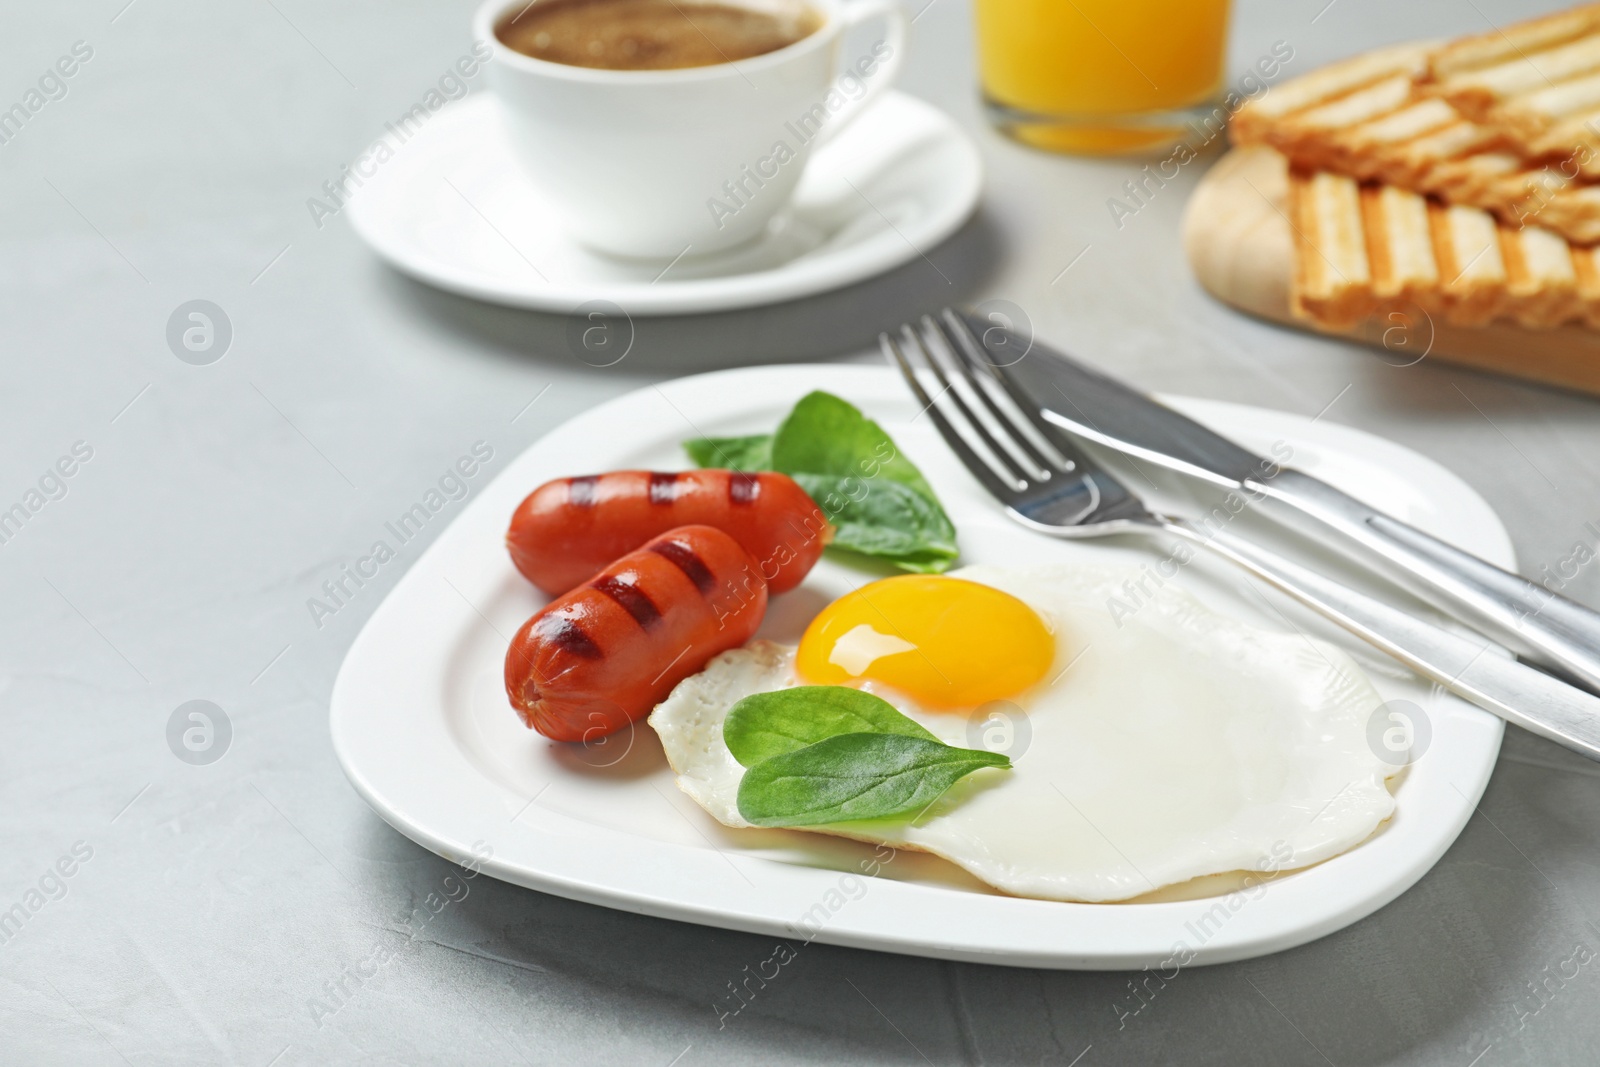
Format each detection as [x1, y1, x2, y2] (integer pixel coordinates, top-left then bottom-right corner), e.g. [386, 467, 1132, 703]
[729, 472, 760, 506]
[568, 476, 598, 507]
[651, 539, 716, 595]
[591, 575, 662, 629]
[648, 472, 680, 505]
[531, 612, 604, 659]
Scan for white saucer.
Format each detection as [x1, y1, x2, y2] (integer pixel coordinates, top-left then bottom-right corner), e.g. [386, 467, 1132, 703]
[345, 93, 982, 315]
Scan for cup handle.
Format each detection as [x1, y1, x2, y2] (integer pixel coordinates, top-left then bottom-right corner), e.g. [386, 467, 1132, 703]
[812, 0, 908, 143]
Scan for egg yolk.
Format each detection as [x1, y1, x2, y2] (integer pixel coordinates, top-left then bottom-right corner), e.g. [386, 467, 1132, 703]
[795, 576, 1055, 708]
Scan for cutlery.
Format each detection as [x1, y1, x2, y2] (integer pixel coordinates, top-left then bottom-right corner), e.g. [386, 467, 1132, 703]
[946, 309, 1600, 697]
[883, 310, 1600, 763]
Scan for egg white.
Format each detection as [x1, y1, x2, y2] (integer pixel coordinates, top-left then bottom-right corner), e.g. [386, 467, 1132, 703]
[648, 564, 1399, 903]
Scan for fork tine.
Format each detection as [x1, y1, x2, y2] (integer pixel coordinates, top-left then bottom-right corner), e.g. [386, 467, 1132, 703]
[919, 314, 1061, 479]
[904, 321, 1043, 488]
[939, 308, 1086, 471]
[880, 329, 1021, 503]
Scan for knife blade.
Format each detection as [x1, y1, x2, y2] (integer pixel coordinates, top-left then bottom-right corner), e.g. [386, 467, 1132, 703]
[967, 309, 1600, 697]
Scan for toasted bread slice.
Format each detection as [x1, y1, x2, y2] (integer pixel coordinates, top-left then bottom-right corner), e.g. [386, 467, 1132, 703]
[1423, 5, 1600, 177]
[1427, 200, 1508, 325]
[1288, 158, 1587, 330]
[1232, 42, 1432, 143]
[1234, 35, 1600, 242]
[1427, 4, 1600, 78]
[1361, 183, 1439, 304]
[1502, 221, 1581, 326]
[1571, 243, 1600, 324]
[1289, 168, 1375, 328]
[1188, 146, 1600, 395]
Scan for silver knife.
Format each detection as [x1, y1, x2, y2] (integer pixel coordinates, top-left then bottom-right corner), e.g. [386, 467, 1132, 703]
[969, 310, 1600, 696]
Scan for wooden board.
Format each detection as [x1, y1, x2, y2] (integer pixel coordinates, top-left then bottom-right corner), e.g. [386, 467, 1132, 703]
[1182, 145, 1600, 396]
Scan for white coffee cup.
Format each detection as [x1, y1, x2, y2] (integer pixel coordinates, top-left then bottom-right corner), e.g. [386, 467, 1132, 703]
[476, 0, 907, 259]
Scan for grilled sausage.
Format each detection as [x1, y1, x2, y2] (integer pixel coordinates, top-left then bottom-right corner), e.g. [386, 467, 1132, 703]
[506, 470, 830, 597]
[506, 525, 768, 741]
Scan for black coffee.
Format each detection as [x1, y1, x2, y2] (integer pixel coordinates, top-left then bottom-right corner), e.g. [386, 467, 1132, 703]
[497, 0, 821, 71]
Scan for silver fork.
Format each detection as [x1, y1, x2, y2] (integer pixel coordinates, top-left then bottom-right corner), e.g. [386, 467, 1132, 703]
[882, 308, 1600, 763]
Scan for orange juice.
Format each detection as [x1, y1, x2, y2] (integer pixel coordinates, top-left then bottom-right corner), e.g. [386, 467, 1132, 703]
[975, 0, 1231, 154]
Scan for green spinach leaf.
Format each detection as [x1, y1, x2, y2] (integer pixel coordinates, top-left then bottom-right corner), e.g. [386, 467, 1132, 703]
[789, 474, 957, 572]
[723, 686, 936, 767]
[770, 391, 939, 500]
[682, 434, 772, 471]
[736, 733, 1010, 827]
[680, 391, 959, 573]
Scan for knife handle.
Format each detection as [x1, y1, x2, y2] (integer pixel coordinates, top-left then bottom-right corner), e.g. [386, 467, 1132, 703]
[1250, 469, 1600, 695]
[1165, 518, 1600, 763]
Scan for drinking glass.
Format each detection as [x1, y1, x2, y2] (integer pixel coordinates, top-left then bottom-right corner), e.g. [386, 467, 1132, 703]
[975, 0, 1232, 154]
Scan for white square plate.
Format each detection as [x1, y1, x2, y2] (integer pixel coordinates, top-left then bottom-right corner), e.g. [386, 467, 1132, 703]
[331, 364, 1505, 969]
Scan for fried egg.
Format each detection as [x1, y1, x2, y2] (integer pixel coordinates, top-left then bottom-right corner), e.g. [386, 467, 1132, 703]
[648, 564, 1399, 903]
[795, 574, 1054, 707]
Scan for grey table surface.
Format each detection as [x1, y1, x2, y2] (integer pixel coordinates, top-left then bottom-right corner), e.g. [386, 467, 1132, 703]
[6, 0, 1600, 1063]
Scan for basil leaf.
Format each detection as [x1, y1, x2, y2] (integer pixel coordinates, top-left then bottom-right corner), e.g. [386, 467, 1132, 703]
[770, 391, 939, 500]
[736, 733, 1010, 827]
[683, 434, 772, 471]
[723, 686, 937, 767]
[791, 474, 958, 571]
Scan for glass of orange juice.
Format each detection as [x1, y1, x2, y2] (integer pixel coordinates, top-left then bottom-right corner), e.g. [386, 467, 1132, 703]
[975, 0, 1232, 154]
